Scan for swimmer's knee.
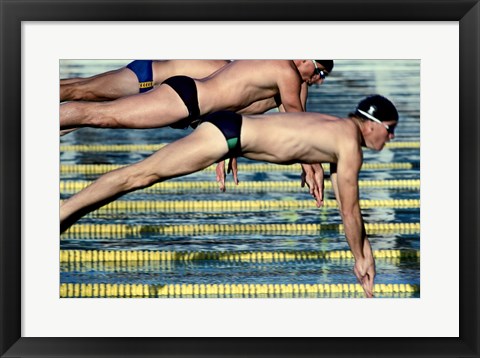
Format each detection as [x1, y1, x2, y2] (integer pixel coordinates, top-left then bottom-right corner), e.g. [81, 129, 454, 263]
[120, 166, 160, 191]
[69, 84, 89, 101]
[86, 103, 122, 128]
[99, 167, 157, 194]
[129, 174, 158, 190]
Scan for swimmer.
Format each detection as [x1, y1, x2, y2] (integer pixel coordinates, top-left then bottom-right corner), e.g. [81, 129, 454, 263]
[61, 59, 334, 197]
[60, 94, 399, 298]
[60, 60, 333, 131]
[60, 60, 230, 102]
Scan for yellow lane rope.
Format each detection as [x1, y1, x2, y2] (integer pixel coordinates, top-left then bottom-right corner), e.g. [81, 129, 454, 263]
[59, 283, 420, 297]
[62, 222, 420, 237]
[60, 162, 419, 175]
[60, 179, 421, 193]
[60, 249, 419, 263]
[60, 141, 419, 152]
[84, 199, 420, 213]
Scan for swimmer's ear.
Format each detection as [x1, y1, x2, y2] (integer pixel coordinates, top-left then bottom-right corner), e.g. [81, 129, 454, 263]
[367, 121, 375, 132]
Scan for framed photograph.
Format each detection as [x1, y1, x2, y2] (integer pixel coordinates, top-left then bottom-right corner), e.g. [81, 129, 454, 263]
[1, 0, 478, 357]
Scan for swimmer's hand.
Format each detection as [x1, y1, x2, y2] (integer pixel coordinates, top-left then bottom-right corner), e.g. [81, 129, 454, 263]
[216, 158, 239, 192]
[215, 161, 227, 192]
[301, 163, 324, 207]
[353, 240, 376, 298]
[227, 157, 239, 186]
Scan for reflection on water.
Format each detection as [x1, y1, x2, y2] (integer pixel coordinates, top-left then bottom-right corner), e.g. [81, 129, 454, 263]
[61, 259, 419, 285]
[60, 60, 420, 297]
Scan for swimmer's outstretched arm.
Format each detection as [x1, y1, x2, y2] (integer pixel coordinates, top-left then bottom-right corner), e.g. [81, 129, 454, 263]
[330, 162, 376, 298]
[60, 122, 229, 233]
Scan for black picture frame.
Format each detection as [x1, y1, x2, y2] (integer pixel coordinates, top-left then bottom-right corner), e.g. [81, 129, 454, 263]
[1, 0, 478, 357]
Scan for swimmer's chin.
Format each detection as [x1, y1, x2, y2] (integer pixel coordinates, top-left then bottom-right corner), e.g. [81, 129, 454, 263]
[378, 142, 387, 151]
[362, 143, 385, 151]
[371, 144, 385, 151]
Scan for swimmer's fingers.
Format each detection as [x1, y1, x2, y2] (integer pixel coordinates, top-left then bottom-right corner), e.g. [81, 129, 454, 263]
[300, 167, 307, 188]
[227, 157, 239, 185]
[215, 161, 226, 192]
[365, 272, 375, 298]
[300, 165, 322, 207]
[312, 163, 325, 207]
[363, 241, 376, 298]
[308, 179, 322, 208]
[354, 265, 371, 298]
[307, 181, 322, 208]
[354, 259, 376, 298]
[360, 272, 374, 298]
[312, 186, 322, 208]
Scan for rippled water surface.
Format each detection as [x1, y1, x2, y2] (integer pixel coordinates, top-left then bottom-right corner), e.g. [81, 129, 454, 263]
[60, 60, 420, 298]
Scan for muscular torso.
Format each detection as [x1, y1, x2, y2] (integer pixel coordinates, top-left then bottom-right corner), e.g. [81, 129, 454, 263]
[195, 60, 302, 113]
[240, 112, 361, 165]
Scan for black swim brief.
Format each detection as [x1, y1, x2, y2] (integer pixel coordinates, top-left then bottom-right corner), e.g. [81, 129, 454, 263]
[162, 76, 201, 129]
[200, 111, 242, 160]
[126, 60, 154, 93]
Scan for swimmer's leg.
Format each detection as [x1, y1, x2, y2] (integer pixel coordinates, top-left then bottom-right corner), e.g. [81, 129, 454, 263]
[60, 122, 227, 232]
[60, 84, 190, 130]
[60, 67, 139, 102]
[60, 77, 86, 85]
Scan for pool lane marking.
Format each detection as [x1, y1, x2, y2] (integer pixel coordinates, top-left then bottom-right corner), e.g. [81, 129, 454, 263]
[60, 141, 420, 152]
[60, 249, 419, 263]
[64, 199, 419, 213]
[60, 162, 420, 175]
[60, 179, 421, 193]
[59, 283, 420, 297]
[61, 222, 420, 237]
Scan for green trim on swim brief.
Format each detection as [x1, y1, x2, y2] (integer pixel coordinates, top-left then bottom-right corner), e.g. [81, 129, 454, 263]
[227, 138, 238, 151]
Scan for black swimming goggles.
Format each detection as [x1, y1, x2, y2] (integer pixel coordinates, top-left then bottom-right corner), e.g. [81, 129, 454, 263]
[311, 60, 329, 79]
